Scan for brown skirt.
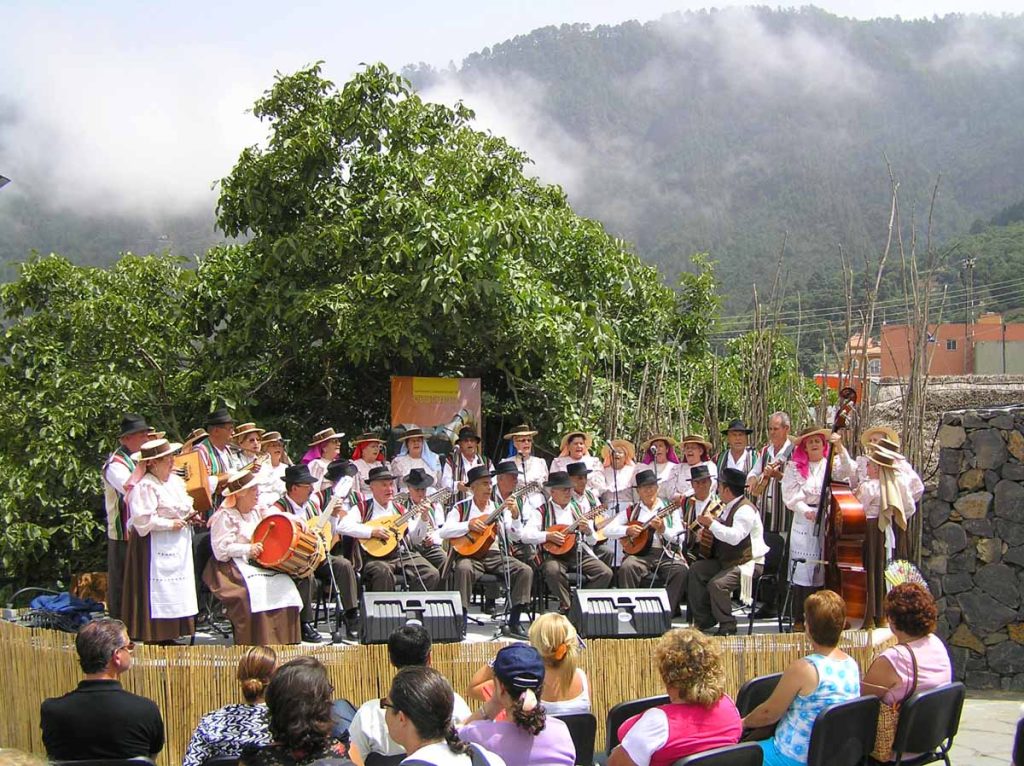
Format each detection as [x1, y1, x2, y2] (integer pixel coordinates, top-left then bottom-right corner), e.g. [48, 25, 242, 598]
[122, 530, 196, 642]
[863, 516, 887, 628]
[203, 559, 300, 646]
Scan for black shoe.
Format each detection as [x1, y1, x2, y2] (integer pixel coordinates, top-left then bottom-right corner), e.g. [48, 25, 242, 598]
[484, 598, 497, 613]
[503, 623, 529, 640]
[715, 624, 738, 637]
[301, 622, 323, 643]
[753, 605, 778, 619]
[344, 613, 360, 641]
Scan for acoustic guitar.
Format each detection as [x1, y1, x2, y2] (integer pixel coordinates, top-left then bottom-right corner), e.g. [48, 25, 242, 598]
[359, 489, 453, 558]
[621, 498, 684, 556]
[542, 503, 608, 556]
[450, 481, 543, 559]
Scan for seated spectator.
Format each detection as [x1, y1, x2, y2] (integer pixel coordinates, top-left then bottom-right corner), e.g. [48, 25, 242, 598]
[40, 618, 164, 760]
[467, 614, 590, 716]
[461, 644, 575, 766]
[384, 666, 505, 766]
[743, 591, 860, 766]
[350, 625, 472, 765]
[241, 657, 351, 766]
[183, 646, 278, 766]
[609, 628, 742, 766]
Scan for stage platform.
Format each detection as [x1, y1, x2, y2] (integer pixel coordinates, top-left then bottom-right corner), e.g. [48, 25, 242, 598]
[0, 611, 894, 766]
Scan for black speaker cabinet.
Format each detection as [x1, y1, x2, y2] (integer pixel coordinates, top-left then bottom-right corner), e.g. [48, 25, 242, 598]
[569, 588, 672, 638]
[359, 591, 465, 644]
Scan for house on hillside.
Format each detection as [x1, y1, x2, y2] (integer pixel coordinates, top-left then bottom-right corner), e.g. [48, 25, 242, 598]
[880, 312, 1024, 377]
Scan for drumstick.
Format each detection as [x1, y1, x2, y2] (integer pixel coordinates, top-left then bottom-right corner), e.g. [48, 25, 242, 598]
[254, 521, 275, 546]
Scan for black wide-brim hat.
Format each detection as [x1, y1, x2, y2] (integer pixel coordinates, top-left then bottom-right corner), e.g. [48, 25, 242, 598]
[404, 467, 436, 489]
[545, 471, 572, 489]
[690, 464, 712, 482]
[566, 461, 591, 478]
[119, 413, 151, 437]
[456, 426, 481, 442]
[206, 407, 235, 427]
[367, 465, 397, 483]
[722, 419, 753, 435]
[634, 468, 659, 488]
[720, 467, 748, 493]
[493, 460, 519, 477]
[466, 465, 494, 485]
[325, 459, 359, 483]
[284, 464, 317, 485]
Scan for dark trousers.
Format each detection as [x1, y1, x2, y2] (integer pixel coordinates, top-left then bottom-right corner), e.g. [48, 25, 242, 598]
[689, 558, 762, 629]
[541, 550, 613, 609]
[451, 550, 533, 608]
[791, 584, 821, 625]
[192, 528, 213, 605]
[617, 546, 689, 614]
[416, 543, 448, 572]
[294, 555, 359, 622]
[106, 538, 128, 620]
[363, 549, 440, 592]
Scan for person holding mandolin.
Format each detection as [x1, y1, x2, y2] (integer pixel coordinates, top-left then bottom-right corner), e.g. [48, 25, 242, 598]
[520, 470, 613, 615]
[439, 465, 534, 637]
[681, 464, 722, 562]
[689, 468, 767, 636]
[604, 468, 689, 617]
[403, 467, 449, 572]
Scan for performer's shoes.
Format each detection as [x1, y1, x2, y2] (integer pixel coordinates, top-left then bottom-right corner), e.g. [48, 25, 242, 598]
[752, 605, 778, 619]
[715, 624, 738, 637]
[344, 612, 361, 641]
[302, 622, 323, 643]
[791, 621, 805, 634]
[503, 623, 529, 640]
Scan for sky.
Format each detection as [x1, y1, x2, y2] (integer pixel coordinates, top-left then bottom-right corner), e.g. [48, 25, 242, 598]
[1, 0, 1023, 218]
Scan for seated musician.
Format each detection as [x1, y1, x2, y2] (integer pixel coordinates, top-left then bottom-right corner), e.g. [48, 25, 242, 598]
[316, 459, 359, 511]
[689, 468, 767, 636]
[439, 465, 534, 638]
[441, 426, 492, 508]
[550, 431, 606, 495]
[403, 467, 447, 572]
[523, 470, 612, 614]
[681, 465, 722, 554]
[604, 469, 689, 617]
[502, 424, 549, 487]
[337, 465, 440, 593]
[204, 469, 301, 645]
[491, 460, 543, 566]
[271, 464, 358, 643]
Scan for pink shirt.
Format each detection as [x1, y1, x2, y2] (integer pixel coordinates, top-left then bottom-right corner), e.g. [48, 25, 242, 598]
[879, 633, 952, 706]
[618, 697, 742, 766]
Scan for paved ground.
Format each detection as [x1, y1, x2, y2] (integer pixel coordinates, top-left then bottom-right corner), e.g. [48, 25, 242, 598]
[952, 693, 1021, 765]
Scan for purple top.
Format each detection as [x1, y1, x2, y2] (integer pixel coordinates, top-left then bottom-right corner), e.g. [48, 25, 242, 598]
[460, 716, 575, 766]
[879, 633, 952, 706]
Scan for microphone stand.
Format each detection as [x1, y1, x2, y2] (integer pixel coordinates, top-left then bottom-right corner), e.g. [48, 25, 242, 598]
[494, 497, 516, 638]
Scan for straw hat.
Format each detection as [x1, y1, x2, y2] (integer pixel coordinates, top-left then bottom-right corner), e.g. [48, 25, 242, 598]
[260, 430, 283, 445]
[233, 422, 264, 439]
[182, 428, 209, 451]
[397, 427, 427, 442]
[504, 423, 538, 439]
[146, 429, 166, 440]
[679, 434, 713, 452]
[867, 445, 900, 468]
[131, 438, 182, 462]
[352, 432, 385, 445]
[222, 469, 261, 499]
[640, 434, 678, 453]
[861, 425, 900, 449]
[794, 427, 831, 447]
[309, 427, 344, 446]
[559, 431, 593, 453]
[601, 438, 636, 464]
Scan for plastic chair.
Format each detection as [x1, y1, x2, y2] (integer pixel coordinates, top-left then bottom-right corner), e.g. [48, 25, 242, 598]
[556, 712, 597, 766]
[736, 672, 783, 717]
[605, 694, 670, 753]
[887, 682, 966, 766]
[673, 742, 764, 766]
[747, 532, 786, 635]
[806, 695, 881, 766]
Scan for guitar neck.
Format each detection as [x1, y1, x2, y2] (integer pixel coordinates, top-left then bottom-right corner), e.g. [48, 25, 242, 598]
[639, 500, 681, 531]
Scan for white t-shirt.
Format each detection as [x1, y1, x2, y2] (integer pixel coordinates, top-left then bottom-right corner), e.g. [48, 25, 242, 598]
[350, 692, 473, 759]
[620, 708, 671, 766]
[401, 741, 506, 766]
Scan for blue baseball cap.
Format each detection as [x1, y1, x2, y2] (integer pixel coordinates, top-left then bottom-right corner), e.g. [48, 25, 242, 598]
[492, 644, 545, 691]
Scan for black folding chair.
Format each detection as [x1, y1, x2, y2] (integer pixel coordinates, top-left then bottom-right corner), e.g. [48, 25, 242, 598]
[556, 712, 597, 766]
[886, 682, 966, 766]
[748, 532, 786, 635]
[55, 760, 156, 766]
[1013, 715, 1024, 766]
[807, 695, 880, 766]
[736, 673, 783, 717]
[673, 742, 764, 766]
[203, 758, 239, 766]
[364, 753, 405, 766]
[605, 694, 671, 753]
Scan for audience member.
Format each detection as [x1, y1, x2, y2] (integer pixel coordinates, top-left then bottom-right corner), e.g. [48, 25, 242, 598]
[350, 625, 472, 765]
[461, 644, 575, 766]
[743, 591, 860, 766]
[609, 628, 742, 766]
[241, 657, 351, 766]
[183, 646, 278, 766]
[40, 618, 164, 760]
[385, 666, 505, 766]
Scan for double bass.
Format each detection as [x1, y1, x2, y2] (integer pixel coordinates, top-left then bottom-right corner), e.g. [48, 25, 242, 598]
[815, 387, 868, 630]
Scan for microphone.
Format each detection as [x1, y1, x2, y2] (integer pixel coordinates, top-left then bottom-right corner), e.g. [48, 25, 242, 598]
[649, 444, 658, 458]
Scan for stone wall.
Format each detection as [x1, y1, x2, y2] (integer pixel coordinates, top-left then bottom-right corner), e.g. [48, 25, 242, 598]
[922, 404, 1024, 690]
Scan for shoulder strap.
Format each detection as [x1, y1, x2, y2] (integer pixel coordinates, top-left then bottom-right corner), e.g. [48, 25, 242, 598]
[899, 645, 919, 705]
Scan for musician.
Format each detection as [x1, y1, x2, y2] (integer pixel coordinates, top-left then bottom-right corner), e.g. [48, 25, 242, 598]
[599, 439, 637, 568]
[439, 465, 533, 638]
[401, 467, 448, 571]
[391, 427, 441, 491]
[181, 428, 209, 454]
[194, 408, 245, 496]
[304, 428, 344, 490]
[337, 465, 440, 592]
[122, 438, 198, 643]
[714, 420, 756, 477]
[781, 427, 855, 631]
[523, 471, 612, 614]
[491, 460, 543, 567]
[747, 411, 795, 535]
[604, 469, 689, 617]
[203, 469, 302, 645]
[233, 422, 265, 463]
[441, 426, 492, 508]
[681, 464, 721, 541]
[502, 423, 549, 487]
[351, 432, 388, 489]
[255, 431, 288, 505]
[102, 414, 152, 621]
[316, 459, 359, 512]
[550, 431, 606, 495]
[689, 468, 768, 636]
[671, 435, 719, 501]
[859, 431, 923, 561]
[639, 435, 680, 501]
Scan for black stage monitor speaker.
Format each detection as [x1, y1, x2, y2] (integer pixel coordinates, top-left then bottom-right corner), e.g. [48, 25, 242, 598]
[360, 591, 465, 644]
[569, 588, 672, 638]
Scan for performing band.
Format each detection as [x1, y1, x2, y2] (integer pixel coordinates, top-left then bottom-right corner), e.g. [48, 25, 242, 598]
[102, 411, 923, 645]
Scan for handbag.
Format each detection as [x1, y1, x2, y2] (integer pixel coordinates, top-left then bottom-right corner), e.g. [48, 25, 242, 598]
[871, 644, 918, 761]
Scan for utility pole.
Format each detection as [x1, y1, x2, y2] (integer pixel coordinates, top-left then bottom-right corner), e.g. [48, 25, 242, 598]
[960, 257, 976, 373]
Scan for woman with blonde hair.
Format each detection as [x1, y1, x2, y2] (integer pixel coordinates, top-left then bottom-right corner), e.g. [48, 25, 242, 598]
[183, 646, 278, 766]
[609, 628, 742, 766]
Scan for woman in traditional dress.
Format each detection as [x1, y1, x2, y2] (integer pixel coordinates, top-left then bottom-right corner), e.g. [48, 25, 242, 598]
[204, 469, 302, 645]
[639, 435, 680, 501]
[550, 431, 606, 495]
[122, 438, 198, 643]
[672, 435, 719, 500]
[854, 426, 924, 561]
[391, 427, 442, 491]
[599, 439, 637, 568]
[235, 423, 266, 464]
[351, 432, 389, 490]
[303, 428, 344, 490]
[256, 431, 289, 505]
[781, 427, 856, 631]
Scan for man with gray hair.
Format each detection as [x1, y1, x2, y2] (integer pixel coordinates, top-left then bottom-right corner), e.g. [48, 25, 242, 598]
[40, 619, 164, 759]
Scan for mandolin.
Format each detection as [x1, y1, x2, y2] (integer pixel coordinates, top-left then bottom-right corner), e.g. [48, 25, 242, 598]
[542, 503, 608, 556]
[359, 488, 453, 558]
[450, 481, 543, 559]
[621, 498, 684, 556]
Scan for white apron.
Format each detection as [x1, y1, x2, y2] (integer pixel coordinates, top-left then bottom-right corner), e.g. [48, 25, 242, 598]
[234, 558, 304, 613]
[149, 528, 199, 619]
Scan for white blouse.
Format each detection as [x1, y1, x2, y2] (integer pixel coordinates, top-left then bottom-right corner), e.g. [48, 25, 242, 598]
[126, 472, 194, 535]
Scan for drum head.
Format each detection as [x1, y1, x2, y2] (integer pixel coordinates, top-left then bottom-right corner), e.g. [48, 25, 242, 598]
[253, 514, 295, 567]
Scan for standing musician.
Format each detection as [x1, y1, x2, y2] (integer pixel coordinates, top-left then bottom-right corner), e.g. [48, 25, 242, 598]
[439, 465, 534, 637]
[102, 414, 152, 620]
[604, 469, 689, 617]
[233, 422, 265, 463]
[671, 435, 719, 500]
[689, 468, 768, 636]
[855, 427, 924, 560]
[502, 424, 549, 487]
[522, 471, 612, 614]
[255, 430, 288, 505]
[441, 426, 492, 508]
[122, 438, 198, 643]
[491, 460, 543, 567]
[639, 435, 680, 501]
[550, 431, 606, 495]
[391, 427, 441, 491]
[337, 465, 440, 593]
[681, 464, 722, 556]
[747, 411, 795, 534]
[715, 419, 757, 478]
[599, 439, 637, 568]
[401, 467, 448, 572]
[781, 427, 855, 631]
[304, 428, 344, 490]
[203, 468, 302, 645]
[351, 432, 388, 490]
